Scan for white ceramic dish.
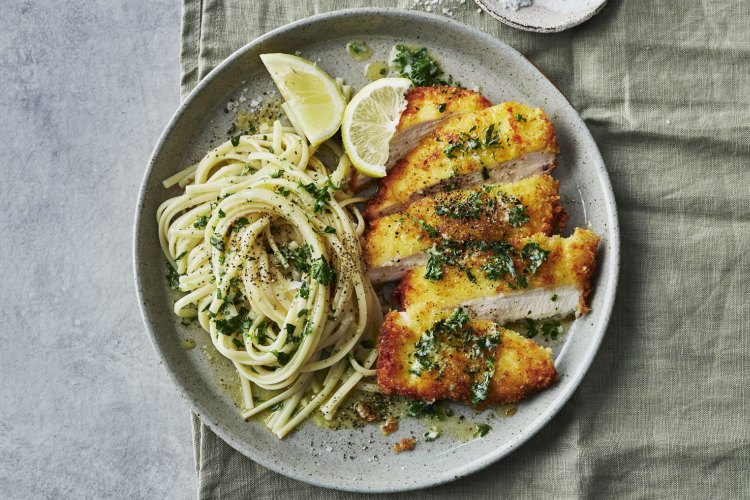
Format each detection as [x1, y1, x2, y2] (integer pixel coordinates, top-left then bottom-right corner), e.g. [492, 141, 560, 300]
[474, 0, 608, 33]
[134, 8, 619, 492]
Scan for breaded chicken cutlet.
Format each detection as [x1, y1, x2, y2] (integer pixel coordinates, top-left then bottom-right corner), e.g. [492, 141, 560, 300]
[377, 307, 557, 405]
[363, 174, 567, 283]
[394, 228, 600, 324]
[364, 102, 559, 220]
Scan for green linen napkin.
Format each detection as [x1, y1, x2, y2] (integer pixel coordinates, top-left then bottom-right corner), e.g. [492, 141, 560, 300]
[182, 1, 750, 498]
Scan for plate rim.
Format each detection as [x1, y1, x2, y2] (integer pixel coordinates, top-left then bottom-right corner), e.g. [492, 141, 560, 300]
[133, 7, 620, 493]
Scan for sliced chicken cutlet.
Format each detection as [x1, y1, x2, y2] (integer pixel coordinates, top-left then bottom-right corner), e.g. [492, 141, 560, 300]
[350, 86, 491, 192]
[363, 102, 559, 220]
[394, 228, 600, 323]
[364, 174, 567, 284]
[377, 307, 556, 404]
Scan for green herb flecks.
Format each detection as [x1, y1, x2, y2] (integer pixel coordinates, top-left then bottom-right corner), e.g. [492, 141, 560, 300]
[406, 401, 446, 420]
[479, 241, 516, 281]
[299, 281, 310, 299]
[540, 320, 563, 340]
[442, 124, 504, 159]
[390, 45, 456, 87]
[346, 40, 373, 61]
[474, 423, 492, 438]
[298, 177, 338, 212]
[272, 350, 290, 366]
[520, 242, 550, 273]
[214, 314, 253, 336]
[311, 257, 335, 286]
[435, 191, 484, 220]
[416, 219, 441, 238]
[209, 233, 225, 251]
[278, 244, 312, 273]
[166, 261, 181, 290]
[194, 215, 209, 229]
[470, 357, 496, 405]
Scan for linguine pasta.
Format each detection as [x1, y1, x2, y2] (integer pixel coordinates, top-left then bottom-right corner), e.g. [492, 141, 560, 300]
[157, 121, 381, 438]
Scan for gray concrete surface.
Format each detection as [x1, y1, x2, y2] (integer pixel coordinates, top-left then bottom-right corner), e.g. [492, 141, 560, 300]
[0, 1, 195, 498]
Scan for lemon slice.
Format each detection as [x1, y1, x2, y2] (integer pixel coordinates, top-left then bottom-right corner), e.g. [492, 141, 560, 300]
[260, 53, 346, 146]
[341, 78, 411, 178]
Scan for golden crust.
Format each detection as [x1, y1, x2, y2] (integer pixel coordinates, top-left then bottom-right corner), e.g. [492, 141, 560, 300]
[364, 102, 559, 220]
[363, 174, 567, 269]
[394, 228, 600, 314]
[397, 86, 492, 132]
[376, 310, 556, 404]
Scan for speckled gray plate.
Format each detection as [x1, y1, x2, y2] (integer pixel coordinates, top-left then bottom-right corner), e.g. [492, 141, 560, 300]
[134, 8, 619, 493]
[474, 0, 608, 33]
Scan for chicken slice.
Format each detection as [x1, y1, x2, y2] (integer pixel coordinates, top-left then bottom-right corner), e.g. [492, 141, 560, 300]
[393, 228, 600, 322]
[364, 102, 559, 220]
[364, 174, 567, 284]
[349, 86, 491, 192]
[376, 307, 556, 404]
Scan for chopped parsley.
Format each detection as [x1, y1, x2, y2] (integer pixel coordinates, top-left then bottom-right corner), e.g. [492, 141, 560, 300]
[523, 318, 563, 340]
[209, 233, 225, 251]
[541, 320, 563, 340]
[311, 257, 335, 285]
[437, 103, 446, 113]
[166, 262, 181, 290]
[217, 208, 226, 218]
[322, 225, 337, 234]
[416, 219, 441, 238]
[424, 246, 445, 281]
[298, 177, 337, 212]
[194, 215, 209, 229]
[470, 357, 495, 405]
[390, 45, 455, 87]
[516, 113, 527, 122]
[507, 201, 529, 227]
[231, 135, 241, 146]
[520, 242, 550, 273]
[442, 124, 503, 159]
[409, 308, 472, 376]
[474, 424, 492, 438]
[298, 281, 310, 299]
[435, 191, 484, 220]
[278, 244, 312, 273]
[406, 401, 445, 420]
[214, 314, 253, 336]
[272, 350, 290, 366]
[276, 186, 290, 197]
[479, 241, 515, 281]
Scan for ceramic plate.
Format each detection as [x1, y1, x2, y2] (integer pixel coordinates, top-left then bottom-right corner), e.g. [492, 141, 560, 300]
[134, 8, 619, 493]
[474, 0, 608, 33]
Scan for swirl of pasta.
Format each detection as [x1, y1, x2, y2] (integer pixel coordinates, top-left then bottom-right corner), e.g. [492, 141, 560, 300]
[157, 121, 381, 438]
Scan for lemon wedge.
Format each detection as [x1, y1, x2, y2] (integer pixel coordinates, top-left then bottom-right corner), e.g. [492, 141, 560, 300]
[260, 53, 346, 146]
[341, 78, 411, 178]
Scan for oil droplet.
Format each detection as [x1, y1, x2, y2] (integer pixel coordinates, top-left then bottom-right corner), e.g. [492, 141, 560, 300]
[346, 40, 374, 62]
[181, 338, 196, 350]
[497, 404, 517, 417]
[365, 61, 389, 81]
